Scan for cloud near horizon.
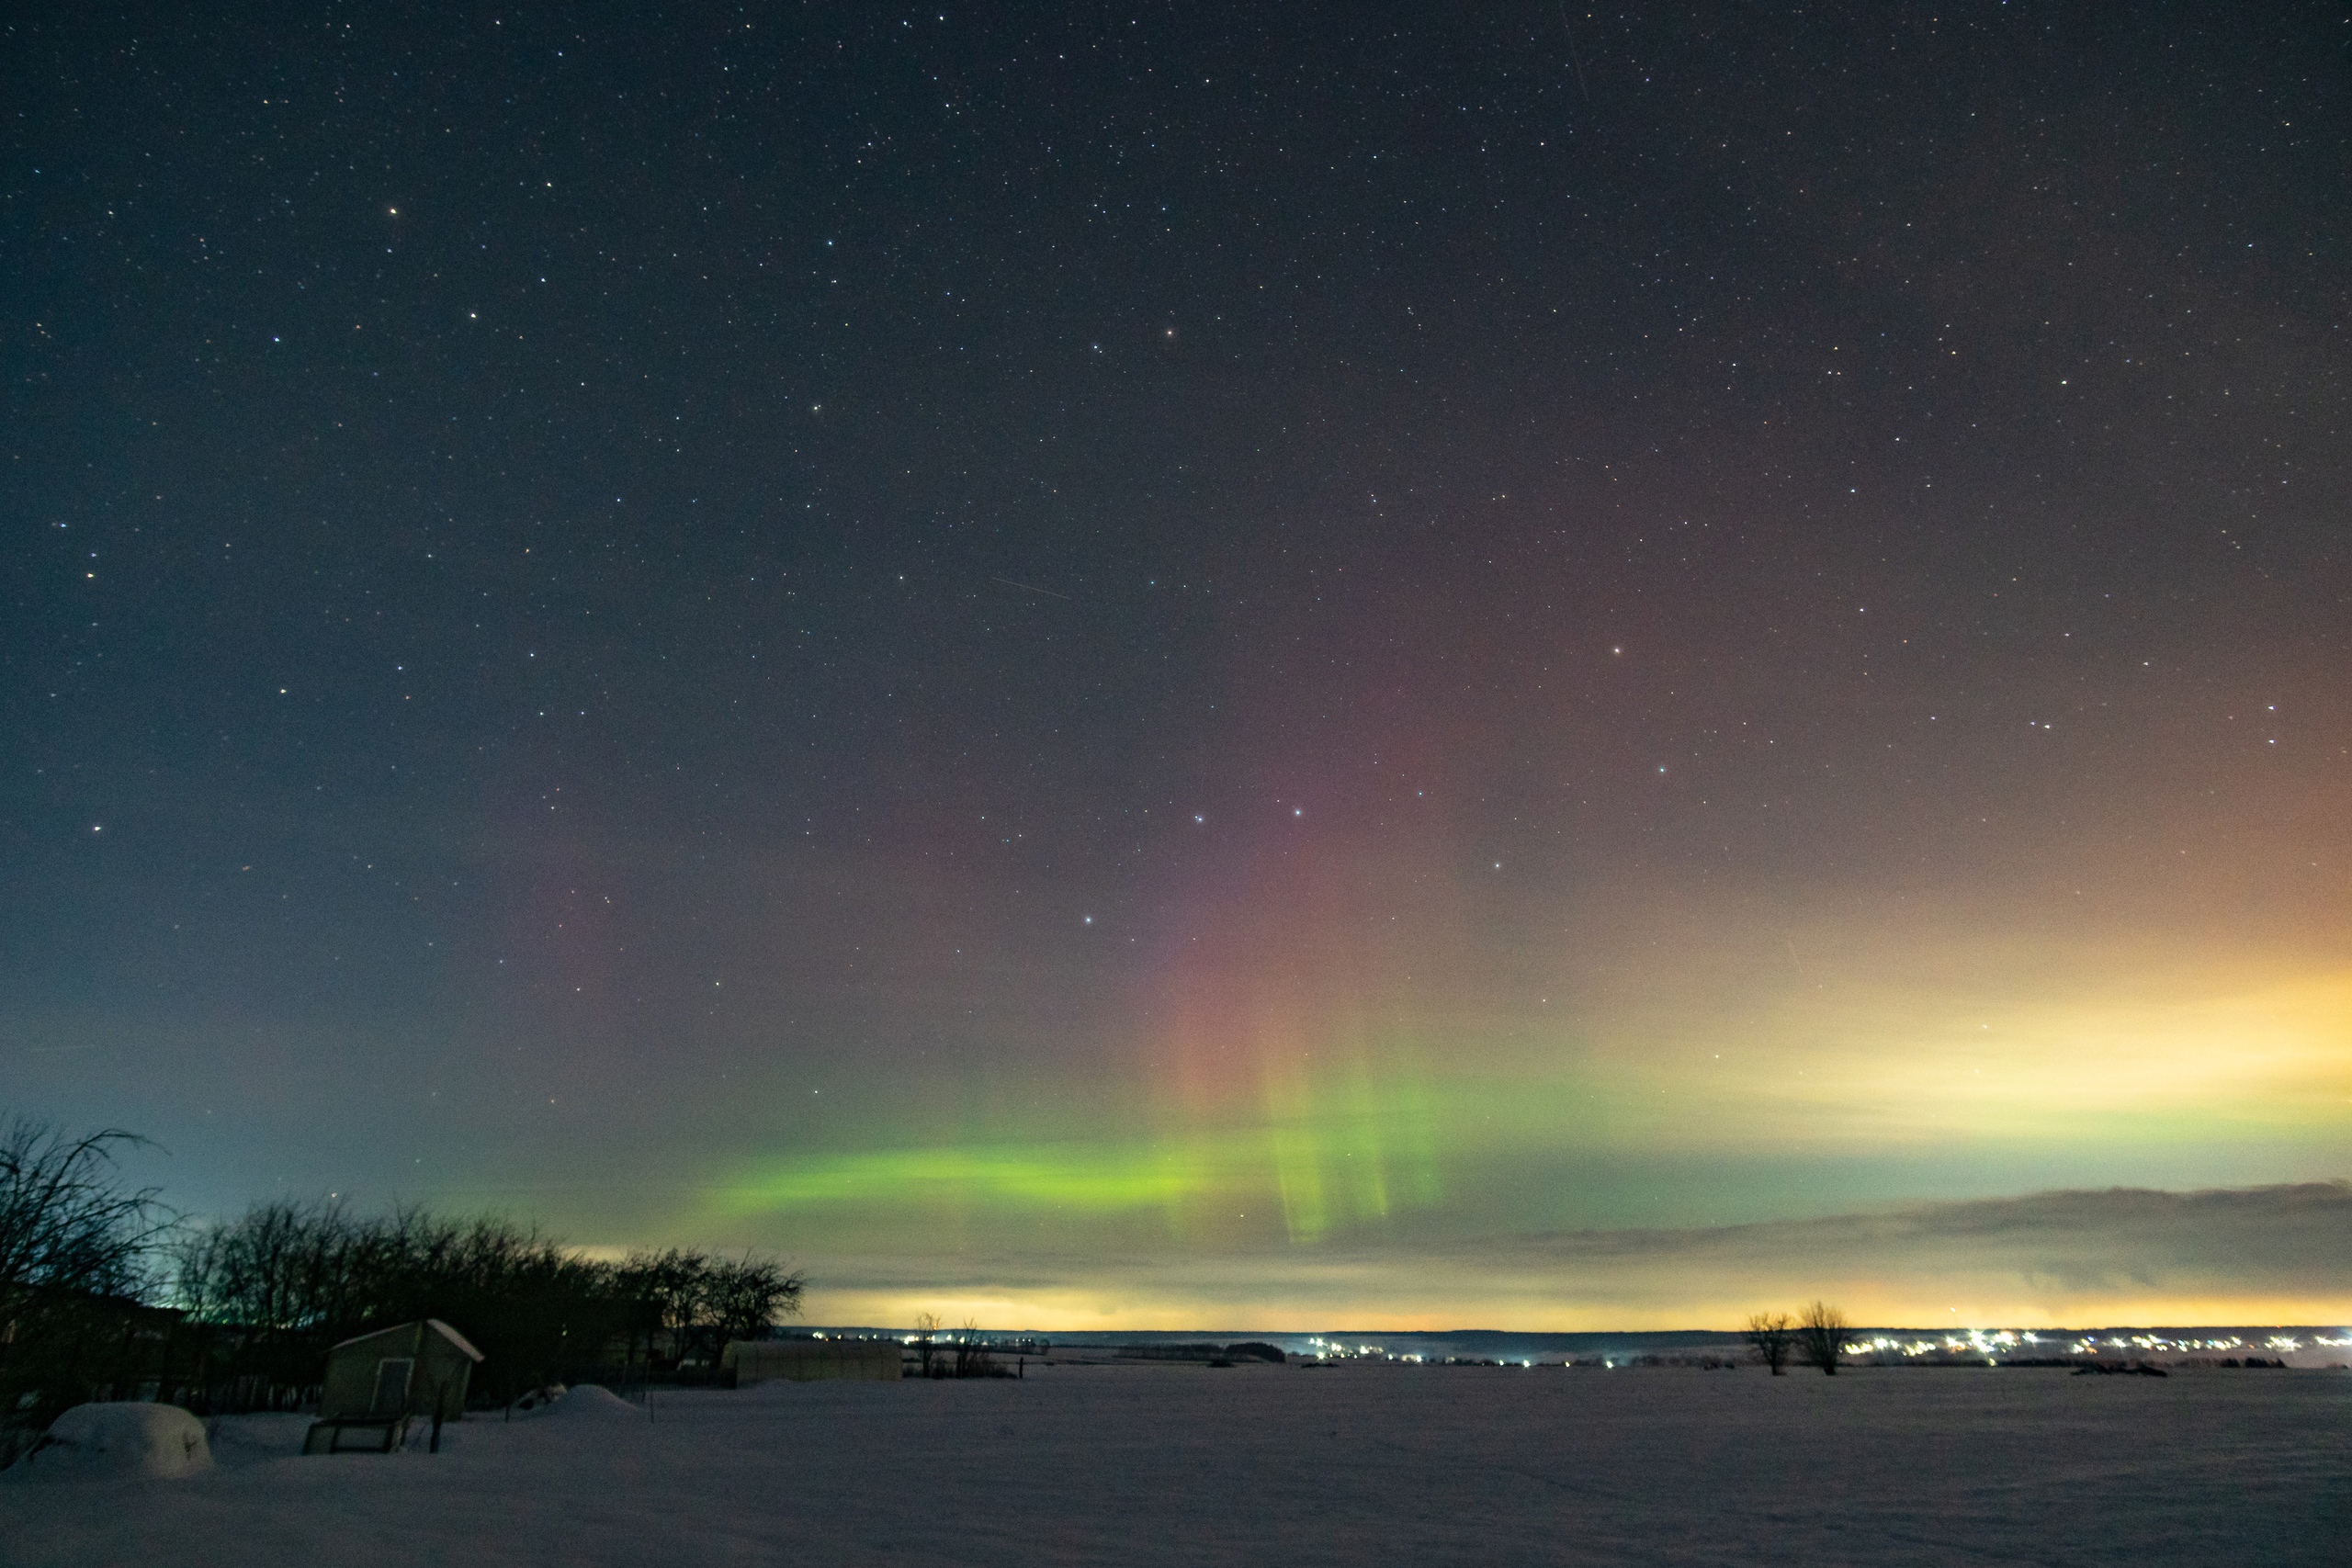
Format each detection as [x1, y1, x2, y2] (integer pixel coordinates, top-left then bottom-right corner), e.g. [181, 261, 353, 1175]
[777, 1180, 2352, 1332]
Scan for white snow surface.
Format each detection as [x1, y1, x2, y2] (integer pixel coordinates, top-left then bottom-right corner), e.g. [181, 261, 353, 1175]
[1, 1364, 2345, 1565]
[6, 1402, 212, 1482]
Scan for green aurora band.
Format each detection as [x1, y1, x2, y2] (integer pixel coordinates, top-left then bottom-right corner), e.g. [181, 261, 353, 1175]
[718, 1062, 1454, 1244]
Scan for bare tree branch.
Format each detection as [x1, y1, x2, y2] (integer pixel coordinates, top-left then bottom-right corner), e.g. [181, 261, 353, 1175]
[1798, 1300, 1849, 1376]
[1744, 1311, 1797, 1375]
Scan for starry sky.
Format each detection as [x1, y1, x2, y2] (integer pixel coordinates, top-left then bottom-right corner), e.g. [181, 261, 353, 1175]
[5, 2, 2346, 1330]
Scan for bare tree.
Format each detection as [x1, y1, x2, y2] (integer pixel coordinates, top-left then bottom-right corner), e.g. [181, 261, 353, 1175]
[954, 1319, 994, 1379]
[175, 1198, 356, 1340]
[0, 1121, 166, 1301]
[911, 1312, 940, 1377]
[1744, 1312, 1797, 1375]
[0, 1120, 170, 1453]
[617, 1248, 711, 1369]
[1798, 1300, 1849, 1376]
[704, 1254, 806, 1348]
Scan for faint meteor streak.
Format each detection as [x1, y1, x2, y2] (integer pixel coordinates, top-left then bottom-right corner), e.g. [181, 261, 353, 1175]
[993, 575, 1072, 600]
[1557, 1, 1591, 103]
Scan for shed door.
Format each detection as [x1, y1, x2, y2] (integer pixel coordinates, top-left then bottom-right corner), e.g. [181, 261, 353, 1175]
[371, 1357, 414, 1414]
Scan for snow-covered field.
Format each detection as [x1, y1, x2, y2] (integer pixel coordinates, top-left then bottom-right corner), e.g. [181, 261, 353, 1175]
[4, 1363, 2346, 1566]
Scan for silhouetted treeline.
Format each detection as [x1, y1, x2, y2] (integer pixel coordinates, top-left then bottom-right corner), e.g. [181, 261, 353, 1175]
[3, 1112, 805, 1458]
[171, 1201, 804, 1405]
[1115, 1341, 1288, 1363]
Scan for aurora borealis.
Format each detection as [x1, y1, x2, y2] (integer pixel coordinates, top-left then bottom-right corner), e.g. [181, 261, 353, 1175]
[4, 3, 2346, 1330]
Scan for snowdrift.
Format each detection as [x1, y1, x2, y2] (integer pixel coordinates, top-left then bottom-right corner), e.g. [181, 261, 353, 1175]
[8, 1404, 211, 1481]
[548, 1385, 646, 1422]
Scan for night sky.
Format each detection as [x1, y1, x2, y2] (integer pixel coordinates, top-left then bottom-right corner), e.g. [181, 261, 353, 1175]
[6, 3, 2346, 1329]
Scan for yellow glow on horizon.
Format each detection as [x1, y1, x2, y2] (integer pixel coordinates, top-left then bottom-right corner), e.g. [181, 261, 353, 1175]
[1585, 964, 2352, 1149]
[802, 1285, 2352, 1337]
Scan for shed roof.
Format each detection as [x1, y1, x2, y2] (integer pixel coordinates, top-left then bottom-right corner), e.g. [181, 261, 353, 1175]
[329, 1317, 485, 1362]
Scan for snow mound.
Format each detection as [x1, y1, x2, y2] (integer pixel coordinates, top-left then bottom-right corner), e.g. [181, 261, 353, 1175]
[549, 1385, 647, 1421]
[12, 1403, 211, 1480]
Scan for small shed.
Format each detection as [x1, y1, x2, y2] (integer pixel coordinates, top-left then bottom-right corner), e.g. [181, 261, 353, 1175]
[724, 1337, 902, 1385]
[304, 1318, 482, 1453]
